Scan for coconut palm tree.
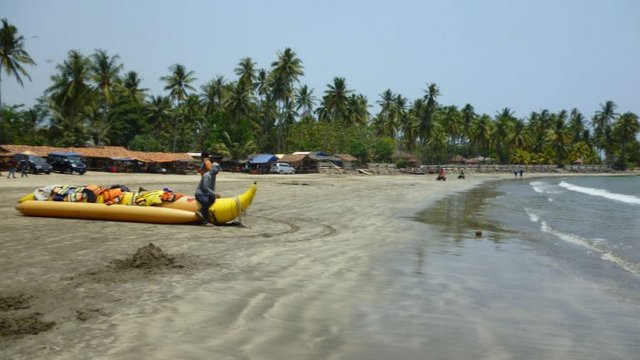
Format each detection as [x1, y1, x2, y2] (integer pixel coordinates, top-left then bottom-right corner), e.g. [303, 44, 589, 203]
[613, 112, 640, 169]
[46, 50, 94, 145]
[224, 81, 254, 139]
[145, 95, 172, 144]
[235, 57, 257, 92]
[90, 49, 122, 112]
[119, 71, 147, 104]
[294, 84, 316, 119]
[592, 100, 618, 161]
[270, 48, 304, 151]
[460, 104, 476, 146]
[161, 63, 197, 105]
[0, 18, 36, 116]
[494, 107, 517, 163]
[346, 93, 370, 127]
[419, 83, 440, 146]
[505, 118, 529, 154]
[322, 77, 352, 123]
[200, 76, 226, 116]
[470, 114, 493, 158]
[545, 115, 571, 167]
[568, 108, 586, 143]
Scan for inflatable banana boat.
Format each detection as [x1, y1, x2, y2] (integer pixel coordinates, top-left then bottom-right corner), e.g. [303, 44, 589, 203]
[15, 182, 257, 225]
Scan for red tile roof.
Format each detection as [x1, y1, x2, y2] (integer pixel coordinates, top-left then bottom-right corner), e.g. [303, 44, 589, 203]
[0, 145, 194, 163]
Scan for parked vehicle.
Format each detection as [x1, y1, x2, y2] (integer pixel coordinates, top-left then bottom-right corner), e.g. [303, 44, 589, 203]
[14, 154, 52, 174]
[270, 162, 296, 174]
[47, 152, 87, 175]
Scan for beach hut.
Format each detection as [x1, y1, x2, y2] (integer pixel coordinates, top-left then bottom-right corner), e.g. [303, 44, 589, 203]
[279, 153, 317, 173]
[248, 154, 279, 174]
[335, 154, 358, 170]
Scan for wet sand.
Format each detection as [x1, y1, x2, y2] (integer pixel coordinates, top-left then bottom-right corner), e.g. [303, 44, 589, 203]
[0, 171, 630, 359]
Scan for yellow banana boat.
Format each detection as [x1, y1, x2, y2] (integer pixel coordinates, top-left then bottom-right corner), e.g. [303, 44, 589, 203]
[15, 182, 257, 225]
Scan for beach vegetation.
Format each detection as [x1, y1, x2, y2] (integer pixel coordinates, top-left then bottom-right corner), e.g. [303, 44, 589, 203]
[1, 17, 639, 170]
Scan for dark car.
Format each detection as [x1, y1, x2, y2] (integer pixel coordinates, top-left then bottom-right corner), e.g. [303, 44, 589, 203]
[47, 152, 87, 175]
[14, 154, 52, 174]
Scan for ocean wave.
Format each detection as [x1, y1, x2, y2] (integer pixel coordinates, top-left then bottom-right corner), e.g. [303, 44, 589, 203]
[524, 208, 540, 223]
[529, 181, 562, 195]
[559, 181, 640, 205]
[536, 216, 640, 277]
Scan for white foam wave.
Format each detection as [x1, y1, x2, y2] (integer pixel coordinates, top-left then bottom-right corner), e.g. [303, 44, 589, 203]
[538, 219, 640, 277]
[530, 181, 547, 194]
[529, 181, 562, 195]
[524, 208, 540, 223]
[559, 181, 640, 205]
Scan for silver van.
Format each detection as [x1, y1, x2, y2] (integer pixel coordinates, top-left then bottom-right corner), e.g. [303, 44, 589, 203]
[270, 162, 296, 174]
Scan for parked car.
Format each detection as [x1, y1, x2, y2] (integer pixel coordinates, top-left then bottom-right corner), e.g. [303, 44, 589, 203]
[47, 152, 87, 175]
[270, 162, 296, 174]
[14, 154, 52, 174]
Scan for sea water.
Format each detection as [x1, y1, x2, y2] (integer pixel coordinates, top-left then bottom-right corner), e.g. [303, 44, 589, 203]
[487, 176, 640, 294]
[357, 175, 640, 359]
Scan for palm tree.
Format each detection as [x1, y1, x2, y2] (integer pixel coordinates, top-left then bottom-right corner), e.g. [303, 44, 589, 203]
[235, 57, 256, 92]
[0, 18, 36, 122]
[46, 50, 94, 145]
[90, 49, 122, 112]
[419, 83, 440, 146]
[460, 104, 476, 146]
[270, 47, 304, 152]
[346, 94, 370, 127]
[212, 131, 258, 162]
[470, 114, 493, 158]
[592, 101, 618, 161]
[613, 112, 640, 169]
[161, 63, 197, 105]
[545, 115, 571, 167]
[119, 70, 147, 105]
[224, 81, 254, 139]
[376, 89, 397, 137]
[201, 76, 226, 115]
[322, 77, 352, 123]
[568, 108, 586, 143]
[505, 118, 529, 153]
[294, 85, 315, 119]
[494, 107, 516, 163]
[145, 95, 172, 144]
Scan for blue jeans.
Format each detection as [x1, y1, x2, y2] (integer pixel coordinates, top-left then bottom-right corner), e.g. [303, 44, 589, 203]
[195, 193, 215, 223]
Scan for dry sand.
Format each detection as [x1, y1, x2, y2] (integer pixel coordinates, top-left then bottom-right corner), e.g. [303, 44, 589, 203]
[0, 170, 606, 359]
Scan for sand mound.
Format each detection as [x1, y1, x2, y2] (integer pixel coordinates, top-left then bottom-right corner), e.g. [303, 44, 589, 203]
[0, 294, 33, 312]
[111, 243, 182, 271]
[0, 294, 55, 337]
[0, 312, 55, 337]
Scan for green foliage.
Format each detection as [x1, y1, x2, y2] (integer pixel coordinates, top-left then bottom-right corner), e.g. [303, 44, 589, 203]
[372, 137, 394, 162]
[0, 29, 638, 169]
[395, 158, 408, 169]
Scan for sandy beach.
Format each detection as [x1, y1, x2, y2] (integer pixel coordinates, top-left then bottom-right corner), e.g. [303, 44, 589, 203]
[1, 170, 636, 359]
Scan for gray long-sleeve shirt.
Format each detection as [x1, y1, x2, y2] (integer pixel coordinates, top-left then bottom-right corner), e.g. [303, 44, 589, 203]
[195, 163, 220, 197]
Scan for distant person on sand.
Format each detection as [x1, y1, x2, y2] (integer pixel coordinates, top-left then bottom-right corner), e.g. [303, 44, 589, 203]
[513, 169, 518, 178]
[197, 151, 212, 176]
[19, 158, 29, 178]
[195, 162, 221, 227]
[436, 167, 447, 181]
[7, 158, 17, 179]
[519, 169, 524, 177]
[458, 169, 465, 179]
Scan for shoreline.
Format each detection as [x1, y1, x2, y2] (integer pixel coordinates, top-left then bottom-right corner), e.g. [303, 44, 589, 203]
[0, 171, 633, 359]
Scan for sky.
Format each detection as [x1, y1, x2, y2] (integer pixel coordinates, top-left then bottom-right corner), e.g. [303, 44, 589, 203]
[2, 0, 639, 119]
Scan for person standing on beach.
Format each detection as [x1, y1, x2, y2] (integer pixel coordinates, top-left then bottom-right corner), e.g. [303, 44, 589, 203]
[195, 162, 221, 226]
[7, 158, 17, 178]
[19, 158, 29, 177]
